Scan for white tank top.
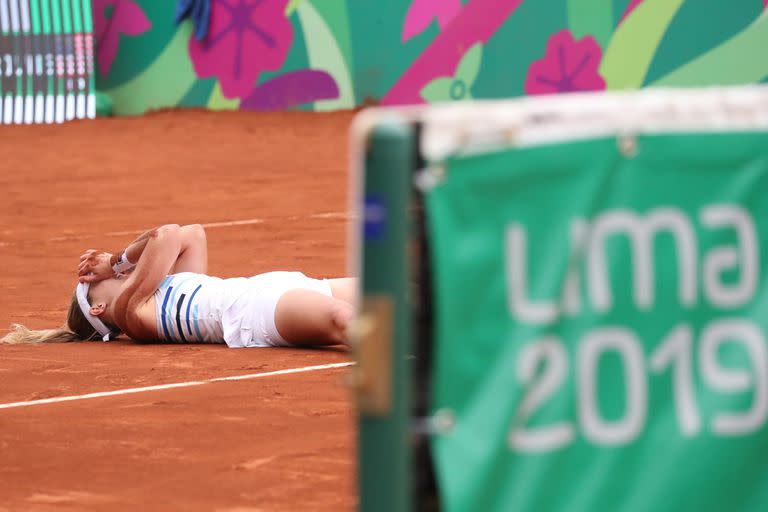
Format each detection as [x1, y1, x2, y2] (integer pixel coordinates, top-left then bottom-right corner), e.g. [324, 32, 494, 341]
[153, 272, 253, 344]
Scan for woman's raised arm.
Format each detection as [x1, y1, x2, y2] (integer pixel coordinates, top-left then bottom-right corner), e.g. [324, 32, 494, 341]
[170, 224, 208, 274]
[78, 224, 208, 283]
[112, 224, 182, 334]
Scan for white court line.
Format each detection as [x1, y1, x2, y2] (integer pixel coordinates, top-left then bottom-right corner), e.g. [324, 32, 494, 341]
[104, 213, 355, 237]
[0, 362, 354, 411]
[0, 212, 356, 247]
[105, 217, 267, 237]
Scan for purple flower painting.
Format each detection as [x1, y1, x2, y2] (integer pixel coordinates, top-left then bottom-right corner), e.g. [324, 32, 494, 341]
[93, 0, 152, 78]
[240, 70, 339, 111]
[525, 30, 606, 95]
[189, 0, 293, 99]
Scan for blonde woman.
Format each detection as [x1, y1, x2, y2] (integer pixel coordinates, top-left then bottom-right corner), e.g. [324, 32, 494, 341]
[2, 224, 355, 348]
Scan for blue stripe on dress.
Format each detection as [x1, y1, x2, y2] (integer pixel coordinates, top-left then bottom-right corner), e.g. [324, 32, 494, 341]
[193, 304, 203, 340]
[160, 286, 174, 339]
[175, 294, 187, 342]
[164, 275, 197, 341]
[186, 284, 202, 340]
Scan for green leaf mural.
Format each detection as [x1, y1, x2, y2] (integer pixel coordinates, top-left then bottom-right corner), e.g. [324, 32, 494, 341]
[105, 24, 197, 115]
[179, 78, 216, 107]
[285, 0, 306, 16]
[296, 2, 355, 111]
[599, 0, 684, 89]
[455, 43, 482, 87]
[654, 11, 768, 87]
[642, 0, 763, 84]
[567, 0, 613, 49]
[421, 77, 458, 103]
[208, 82, 240, 110]
[420, 43, 483, 103]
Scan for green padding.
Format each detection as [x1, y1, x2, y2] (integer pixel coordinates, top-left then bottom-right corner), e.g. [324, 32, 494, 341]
[427, 132, 768, 512]
[359, 121, 415, 512]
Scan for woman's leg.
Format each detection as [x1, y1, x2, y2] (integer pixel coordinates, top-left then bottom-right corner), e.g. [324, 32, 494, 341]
[273, 289, 353, 346]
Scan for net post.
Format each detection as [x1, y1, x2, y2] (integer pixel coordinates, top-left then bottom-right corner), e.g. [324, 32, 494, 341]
[354, 118, 415, 512]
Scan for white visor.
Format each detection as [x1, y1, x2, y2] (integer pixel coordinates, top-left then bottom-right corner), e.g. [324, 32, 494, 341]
[75, 282, 113, 341]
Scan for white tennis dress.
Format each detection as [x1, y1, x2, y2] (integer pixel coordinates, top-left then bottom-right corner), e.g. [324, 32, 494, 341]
[153, 272, 332, 348]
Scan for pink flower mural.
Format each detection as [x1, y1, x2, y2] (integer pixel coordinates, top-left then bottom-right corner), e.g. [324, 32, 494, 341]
[525, 30, 606, 95]
[189, 0, 293, 99]
[93, 0, 152, 78]
[402, 0, 462, 42]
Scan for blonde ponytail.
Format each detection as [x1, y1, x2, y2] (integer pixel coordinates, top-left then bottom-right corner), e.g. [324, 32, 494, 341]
[2, 290, 107, 345]
[1, 324, 79, 344]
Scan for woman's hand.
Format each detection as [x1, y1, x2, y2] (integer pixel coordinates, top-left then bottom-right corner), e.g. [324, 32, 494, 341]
[78, 249, 114, 284]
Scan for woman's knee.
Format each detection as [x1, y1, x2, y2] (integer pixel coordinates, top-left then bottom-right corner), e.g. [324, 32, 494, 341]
[328, 301, 353, 344]
[274, 289, 351, 346]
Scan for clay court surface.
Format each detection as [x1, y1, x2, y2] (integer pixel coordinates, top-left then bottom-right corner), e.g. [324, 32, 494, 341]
[0, 110, 357, 510]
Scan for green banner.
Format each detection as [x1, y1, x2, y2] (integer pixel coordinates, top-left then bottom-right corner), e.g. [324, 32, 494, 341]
[427, 132, 768, 511]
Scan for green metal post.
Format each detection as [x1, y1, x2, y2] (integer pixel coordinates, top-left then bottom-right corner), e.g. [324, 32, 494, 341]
[357, 120, 415, 512]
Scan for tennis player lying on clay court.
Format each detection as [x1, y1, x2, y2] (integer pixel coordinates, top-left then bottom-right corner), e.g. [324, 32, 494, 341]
[2, 224, 356, 348]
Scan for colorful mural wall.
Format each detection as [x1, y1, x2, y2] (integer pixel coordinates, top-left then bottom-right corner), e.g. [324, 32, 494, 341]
[95, 0, 768, 115]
